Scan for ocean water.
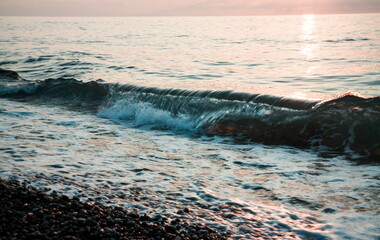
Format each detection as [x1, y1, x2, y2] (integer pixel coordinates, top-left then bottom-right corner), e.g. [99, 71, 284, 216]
[1, 14, 380, 239]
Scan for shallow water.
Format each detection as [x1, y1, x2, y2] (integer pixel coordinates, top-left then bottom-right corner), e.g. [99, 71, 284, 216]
[1, 14, 380, 239]
[1, 98, 379, 239]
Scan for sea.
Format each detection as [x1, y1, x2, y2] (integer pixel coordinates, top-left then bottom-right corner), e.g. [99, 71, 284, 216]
[0, 14, 379, 239]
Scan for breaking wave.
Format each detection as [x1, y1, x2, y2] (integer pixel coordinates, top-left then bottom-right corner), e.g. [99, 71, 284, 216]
[1, 69, 379, 161]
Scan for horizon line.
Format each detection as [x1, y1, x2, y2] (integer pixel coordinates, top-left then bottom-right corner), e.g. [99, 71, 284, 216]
[1, 12, 379, 18]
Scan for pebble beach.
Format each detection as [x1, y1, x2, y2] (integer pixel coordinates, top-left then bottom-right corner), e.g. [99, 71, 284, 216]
[0, 178, 229, 240]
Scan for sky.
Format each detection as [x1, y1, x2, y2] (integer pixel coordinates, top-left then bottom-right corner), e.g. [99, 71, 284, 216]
[0, 0, 379, 16]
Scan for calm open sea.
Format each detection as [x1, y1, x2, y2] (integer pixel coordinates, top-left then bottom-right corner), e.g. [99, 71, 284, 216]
[1, 14, 379, 239]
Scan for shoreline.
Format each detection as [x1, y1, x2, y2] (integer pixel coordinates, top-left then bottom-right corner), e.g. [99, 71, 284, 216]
[0, 178, 229, 240]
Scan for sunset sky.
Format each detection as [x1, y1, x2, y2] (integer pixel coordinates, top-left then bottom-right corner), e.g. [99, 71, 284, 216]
[0, 0, 380, 16]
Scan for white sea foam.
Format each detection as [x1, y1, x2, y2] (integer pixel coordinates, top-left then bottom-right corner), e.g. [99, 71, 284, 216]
[98, 99, 194, 131]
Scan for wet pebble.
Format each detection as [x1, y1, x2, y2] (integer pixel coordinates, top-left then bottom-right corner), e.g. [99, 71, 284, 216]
[0, 178, 229, 240]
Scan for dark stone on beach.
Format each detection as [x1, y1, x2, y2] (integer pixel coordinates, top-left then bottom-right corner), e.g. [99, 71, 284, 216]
[165, 224, 178, 234]
[125, 220, 135, 227]
[177, 209, 184, 214]
[0, 178, 228, 240]
[322, 208, 337, 214]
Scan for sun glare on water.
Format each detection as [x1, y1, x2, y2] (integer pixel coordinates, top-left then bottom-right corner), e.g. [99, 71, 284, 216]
[300, 14, 321, 84]
[301, 14, 318, 58]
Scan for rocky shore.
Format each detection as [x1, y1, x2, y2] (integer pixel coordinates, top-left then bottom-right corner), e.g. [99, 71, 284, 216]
[0, 178, 229, 240]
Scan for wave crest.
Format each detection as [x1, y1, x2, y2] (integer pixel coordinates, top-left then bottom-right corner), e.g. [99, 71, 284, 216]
[1, 69, 379, 161]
